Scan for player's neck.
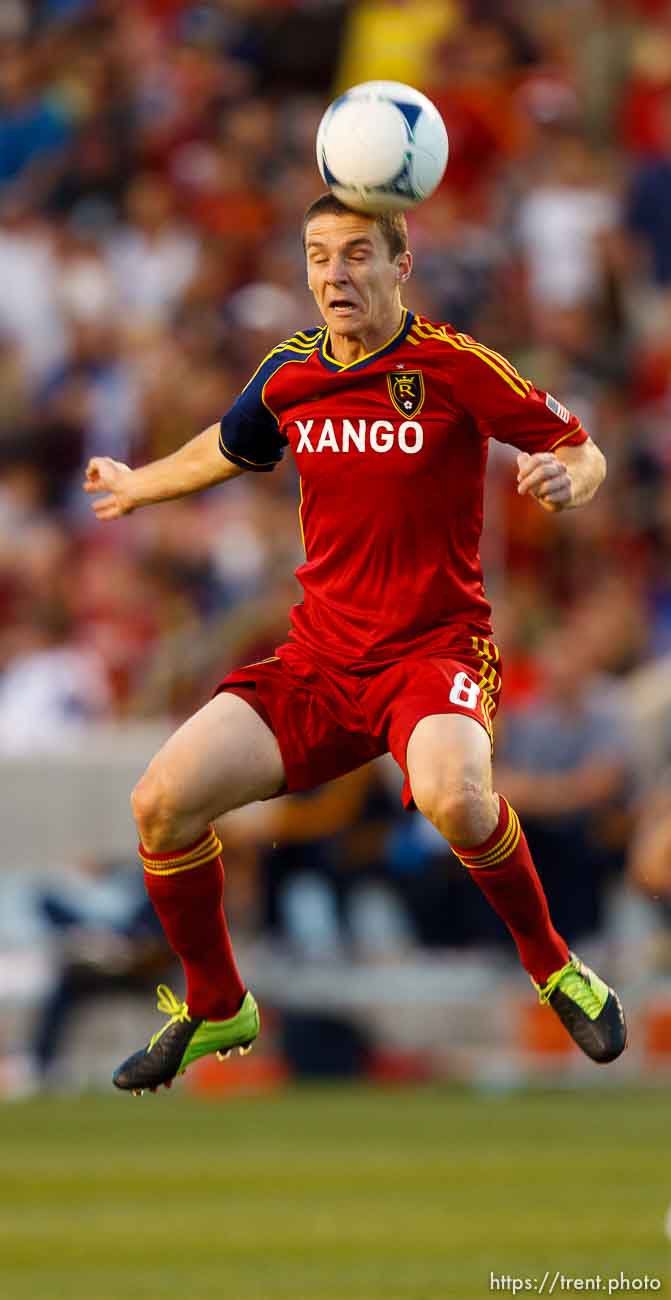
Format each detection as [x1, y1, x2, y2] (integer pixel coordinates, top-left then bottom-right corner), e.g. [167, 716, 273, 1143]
[327, 304, 406, 366]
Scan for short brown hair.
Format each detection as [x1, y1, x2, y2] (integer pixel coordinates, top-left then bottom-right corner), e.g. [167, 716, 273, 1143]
[302, 192, 408, 260]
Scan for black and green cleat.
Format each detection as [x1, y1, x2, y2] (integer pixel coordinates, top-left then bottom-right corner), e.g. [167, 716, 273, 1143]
[535, 952, 627, 1064]
[113, 984, 260, 1094]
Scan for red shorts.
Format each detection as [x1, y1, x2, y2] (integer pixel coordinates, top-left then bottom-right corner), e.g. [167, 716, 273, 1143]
[214, 634, 502, 809]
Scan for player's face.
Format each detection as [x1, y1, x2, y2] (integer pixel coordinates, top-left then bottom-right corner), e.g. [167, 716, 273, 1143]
[305, 213, 411, 340]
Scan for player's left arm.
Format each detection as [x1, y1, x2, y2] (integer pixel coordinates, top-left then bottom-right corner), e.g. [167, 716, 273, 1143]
[516, 436, 606, 513]
[450, 331, 607, 512]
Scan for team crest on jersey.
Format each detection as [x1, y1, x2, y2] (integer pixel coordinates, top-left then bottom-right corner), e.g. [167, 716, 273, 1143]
[387, 370, 425, 418]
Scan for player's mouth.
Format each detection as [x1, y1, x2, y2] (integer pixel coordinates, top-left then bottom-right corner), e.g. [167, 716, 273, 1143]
[328, 298, 358, 316]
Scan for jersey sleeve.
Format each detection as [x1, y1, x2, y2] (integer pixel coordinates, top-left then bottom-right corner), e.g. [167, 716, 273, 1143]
[219, 368, 288, 473]
[451, 334, 587, 454]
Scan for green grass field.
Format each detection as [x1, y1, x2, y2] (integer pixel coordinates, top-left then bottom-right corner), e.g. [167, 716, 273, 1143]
[0, 1085, 668, 1300]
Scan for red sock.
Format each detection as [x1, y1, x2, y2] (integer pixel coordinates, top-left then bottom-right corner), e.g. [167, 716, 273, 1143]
[451, 796, 569, 985]
[141, 826, 245, 1020]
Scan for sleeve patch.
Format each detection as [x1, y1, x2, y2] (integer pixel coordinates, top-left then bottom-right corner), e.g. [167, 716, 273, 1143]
[545, 393, 570, 423]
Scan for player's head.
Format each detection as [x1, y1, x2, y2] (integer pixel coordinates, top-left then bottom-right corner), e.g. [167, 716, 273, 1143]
[302, 193, 412, 337]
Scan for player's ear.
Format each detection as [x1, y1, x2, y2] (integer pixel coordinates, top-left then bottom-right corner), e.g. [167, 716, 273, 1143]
[396, 250, 413, 282]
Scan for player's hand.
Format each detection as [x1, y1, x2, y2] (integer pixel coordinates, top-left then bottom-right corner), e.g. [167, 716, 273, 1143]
[516, 452, 572, 512]
[83, 457, 136, 520]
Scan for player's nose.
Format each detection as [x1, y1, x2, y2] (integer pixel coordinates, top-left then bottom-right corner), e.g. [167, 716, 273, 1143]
[325, 256, 349, 283]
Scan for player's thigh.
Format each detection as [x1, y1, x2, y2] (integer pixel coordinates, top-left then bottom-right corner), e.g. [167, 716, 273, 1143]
[406, 712, 494, 823]
[138, 690, 285, 823]
[375, 646, 503, 817]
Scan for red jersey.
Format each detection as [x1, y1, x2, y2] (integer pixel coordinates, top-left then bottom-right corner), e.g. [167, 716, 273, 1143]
[219, 310, 586, 668]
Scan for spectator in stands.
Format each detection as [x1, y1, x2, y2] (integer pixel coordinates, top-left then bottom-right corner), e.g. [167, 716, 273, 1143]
[0, 198, 67, 380]
[0, 597, 110, 753]
[106, 171, 200, 326]
[30, 855, 170, 1086]
[515, 130, 622, 326]
[629, 778, 671, 908]
[627, 94, 671, 287]
[0, 37, 73, 189]
[336, 0, 459, 94]
[494, 628, 632, 943]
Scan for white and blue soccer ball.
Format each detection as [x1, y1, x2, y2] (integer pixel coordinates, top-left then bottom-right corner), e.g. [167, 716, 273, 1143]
[316, 81, 449, 214]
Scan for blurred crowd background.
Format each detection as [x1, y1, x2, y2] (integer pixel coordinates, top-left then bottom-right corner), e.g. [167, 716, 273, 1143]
[2, 0, 671, 1092]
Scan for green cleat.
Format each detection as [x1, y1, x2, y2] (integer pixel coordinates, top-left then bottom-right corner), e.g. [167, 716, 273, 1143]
[113, 984, 260, 1094]
[534, 952, 627, 1064]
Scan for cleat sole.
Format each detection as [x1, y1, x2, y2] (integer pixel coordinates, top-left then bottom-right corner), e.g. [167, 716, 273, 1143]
[239, 1042, 254, 1056]
[216, 1049, 232, 1061]
[131, 1089, 144, 1097]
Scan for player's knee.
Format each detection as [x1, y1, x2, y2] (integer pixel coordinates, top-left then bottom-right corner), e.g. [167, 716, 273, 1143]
[131, 765, 180, 851]
[414, 777, 494, 846]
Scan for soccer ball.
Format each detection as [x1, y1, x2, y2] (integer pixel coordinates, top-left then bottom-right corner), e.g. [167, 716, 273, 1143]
[316, 81, 449, 214]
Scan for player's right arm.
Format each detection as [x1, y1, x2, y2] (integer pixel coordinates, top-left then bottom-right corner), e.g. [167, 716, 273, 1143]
[84, 423, 246, 520]
[85, 341, 291, 519]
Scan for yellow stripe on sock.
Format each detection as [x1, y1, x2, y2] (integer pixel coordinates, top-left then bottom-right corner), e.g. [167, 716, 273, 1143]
[141, 828, 222, 875]
[465, 807, 518, 866]
[454, 802, 521, 870]
[142, 845, 222, 875]
[143, 827, 219, 867]
[143, 851, 220, 876]
[465, 811, 520, 869]
[470, 813, 521, 868]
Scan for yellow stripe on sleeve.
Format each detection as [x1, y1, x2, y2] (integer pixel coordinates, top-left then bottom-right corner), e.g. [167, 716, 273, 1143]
[241, 330, 325, 394]
[548, 422, 584, 452]
[454, 332, 531, 392]
[408, 318, 530, 398]
[219, 436, 280, 469]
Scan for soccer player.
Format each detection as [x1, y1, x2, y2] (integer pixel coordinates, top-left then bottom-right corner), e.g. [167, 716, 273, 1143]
[85, 194, 627, 1092]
